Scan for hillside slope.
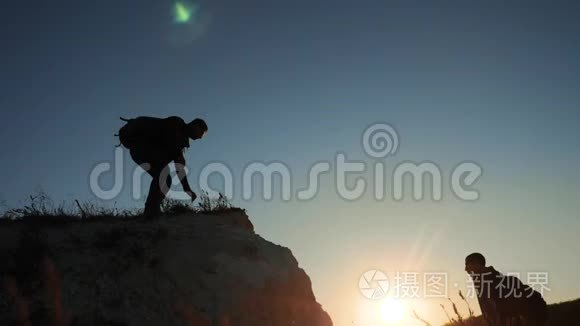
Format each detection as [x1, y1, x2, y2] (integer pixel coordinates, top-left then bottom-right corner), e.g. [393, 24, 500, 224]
[0, 209, 333, 326]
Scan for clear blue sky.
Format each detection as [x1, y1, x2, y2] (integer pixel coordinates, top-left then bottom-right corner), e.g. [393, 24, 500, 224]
[1, 1, 580, 325]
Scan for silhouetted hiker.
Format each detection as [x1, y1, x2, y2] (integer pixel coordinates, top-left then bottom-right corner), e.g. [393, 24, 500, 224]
[465, 253, 548, 326]
[117, 116, 207, 217]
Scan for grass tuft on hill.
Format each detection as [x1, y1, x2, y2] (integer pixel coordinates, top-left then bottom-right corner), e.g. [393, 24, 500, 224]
[0, 190, 242, 225]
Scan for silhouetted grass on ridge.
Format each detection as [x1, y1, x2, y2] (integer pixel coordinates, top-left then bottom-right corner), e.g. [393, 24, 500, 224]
[411, 291, 485, 326]
[414, 290, 579, 326]
[0, 190, 242, 225]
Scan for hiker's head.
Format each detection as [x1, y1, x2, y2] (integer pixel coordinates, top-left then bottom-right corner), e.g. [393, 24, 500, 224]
[188, 118, 208, 140]
[465, 252, 486, 274]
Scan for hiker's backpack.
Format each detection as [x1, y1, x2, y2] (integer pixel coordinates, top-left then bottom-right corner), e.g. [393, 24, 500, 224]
[116, 117, 148, 149]
[115, 116, 190, 151]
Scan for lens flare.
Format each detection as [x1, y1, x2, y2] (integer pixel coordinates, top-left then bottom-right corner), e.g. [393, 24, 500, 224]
[167, 0, 211, 44]
[173, 1, 197, 24]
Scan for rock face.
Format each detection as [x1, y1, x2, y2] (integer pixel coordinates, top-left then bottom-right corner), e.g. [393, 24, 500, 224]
[0, 210, 333, 326]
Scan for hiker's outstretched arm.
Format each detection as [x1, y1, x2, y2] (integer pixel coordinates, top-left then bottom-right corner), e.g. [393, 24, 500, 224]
[174, 153, 192, 193]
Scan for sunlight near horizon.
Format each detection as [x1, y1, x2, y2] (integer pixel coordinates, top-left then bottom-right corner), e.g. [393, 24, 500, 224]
[358, 296, 415, 326]
[380, 298, 407, 323]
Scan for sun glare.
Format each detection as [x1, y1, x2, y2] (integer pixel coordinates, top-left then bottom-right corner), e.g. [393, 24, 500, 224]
[173, 1, 196, 24]
[380, 298, 407, 323]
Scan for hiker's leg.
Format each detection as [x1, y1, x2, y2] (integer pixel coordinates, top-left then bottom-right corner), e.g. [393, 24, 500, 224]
[156, 165, 173, 203]
[144, 173, 163, 217]
[144, 165, 172, 217]
[129, 147, 155, 215]
[130, 146, 170, 216]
